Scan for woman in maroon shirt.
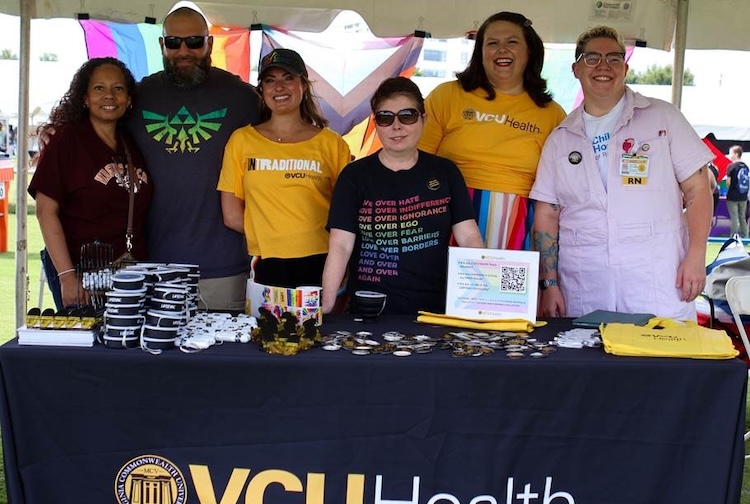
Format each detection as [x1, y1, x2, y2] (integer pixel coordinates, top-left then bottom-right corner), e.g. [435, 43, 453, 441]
[29, 57, 152, 309]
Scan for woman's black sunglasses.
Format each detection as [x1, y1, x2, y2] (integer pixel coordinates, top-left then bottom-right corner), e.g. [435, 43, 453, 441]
[374, 108, 421, 127]
[163, 35, 208, 50]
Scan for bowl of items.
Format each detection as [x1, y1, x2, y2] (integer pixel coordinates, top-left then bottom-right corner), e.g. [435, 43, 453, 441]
[352, 290, 387, 321]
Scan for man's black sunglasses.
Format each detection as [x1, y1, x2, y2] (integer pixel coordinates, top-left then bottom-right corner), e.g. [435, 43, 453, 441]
[374, 108, 421, 127]
[162, 35, 208, 50]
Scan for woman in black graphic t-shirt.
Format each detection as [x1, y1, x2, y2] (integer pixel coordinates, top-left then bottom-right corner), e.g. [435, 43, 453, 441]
[322, 77, 483, 315]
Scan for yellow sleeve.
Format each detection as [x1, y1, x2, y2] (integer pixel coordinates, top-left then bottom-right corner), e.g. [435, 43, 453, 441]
[217, 128, 246, 201]
[337, 134, 352, 174]
[419, 82, 452, 154]
[331, 133, 352, 190]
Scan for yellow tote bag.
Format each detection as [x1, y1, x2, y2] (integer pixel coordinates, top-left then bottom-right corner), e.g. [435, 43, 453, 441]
[600, 317, 739, 359]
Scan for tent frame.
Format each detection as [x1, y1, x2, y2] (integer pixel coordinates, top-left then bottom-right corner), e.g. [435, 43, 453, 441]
[10, 0, 696, 327]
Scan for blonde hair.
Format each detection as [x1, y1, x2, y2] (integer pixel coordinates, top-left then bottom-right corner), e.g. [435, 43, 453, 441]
[575, 26, 625, 59]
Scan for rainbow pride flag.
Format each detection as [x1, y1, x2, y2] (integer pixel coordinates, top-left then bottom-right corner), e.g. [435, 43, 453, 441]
[261, 27, 423, 153]
[80, 21, 163, 81]
[79, 20, 250, 82]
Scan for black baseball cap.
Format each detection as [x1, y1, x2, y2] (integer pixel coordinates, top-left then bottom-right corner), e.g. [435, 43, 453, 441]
[259, 49, 308, 78]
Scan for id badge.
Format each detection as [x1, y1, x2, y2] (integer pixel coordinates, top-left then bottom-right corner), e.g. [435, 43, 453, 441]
[620, 154, 649, 185]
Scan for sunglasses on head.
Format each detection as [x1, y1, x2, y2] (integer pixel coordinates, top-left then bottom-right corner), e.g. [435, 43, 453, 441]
[374, 108, 421, 127]
[163, 35, 208, 50]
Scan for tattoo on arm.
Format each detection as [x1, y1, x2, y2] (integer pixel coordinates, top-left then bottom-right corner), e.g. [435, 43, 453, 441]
[532, 230, 559, 273]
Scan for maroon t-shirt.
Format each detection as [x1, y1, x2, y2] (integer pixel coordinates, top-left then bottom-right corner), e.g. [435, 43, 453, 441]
[28, 121, 153, 266]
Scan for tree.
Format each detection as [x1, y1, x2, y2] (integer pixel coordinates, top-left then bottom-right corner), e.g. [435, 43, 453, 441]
[0, 48, 18, 60]
[39, 53, 58, 62]
[625, 64, 695, 86]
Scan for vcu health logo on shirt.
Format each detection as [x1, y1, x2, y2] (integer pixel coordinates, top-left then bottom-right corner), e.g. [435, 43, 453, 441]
[115, 454, 187, 504]
[460, 108, 541, 133]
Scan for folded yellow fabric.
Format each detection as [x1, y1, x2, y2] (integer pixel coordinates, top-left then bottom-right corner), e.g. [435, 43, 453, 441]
[416, 311, 546, 333]
[601, 317, 738, 359]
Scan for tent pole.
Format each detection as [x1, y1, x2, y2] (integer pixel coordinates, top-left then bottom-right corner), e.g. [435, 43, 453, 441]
[671, 0, 688, 108]
[15, 0, 31, 329]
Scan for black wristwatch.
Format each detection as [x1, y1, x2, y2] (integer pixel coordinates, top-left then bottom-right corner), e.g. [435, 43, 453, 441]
[539, 278, 558, 290]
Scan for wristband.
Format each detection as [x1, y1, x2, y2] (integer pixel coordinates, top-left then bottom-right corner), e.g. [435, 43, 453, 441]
[538, 278, 558, 290]
[57, 268, 76, 277]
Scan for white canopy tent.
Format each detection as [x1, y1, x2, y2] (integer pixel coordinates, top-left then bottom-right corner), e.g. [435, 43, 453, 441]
[3, 0, 750, 326]
[2, 0, 749, 51]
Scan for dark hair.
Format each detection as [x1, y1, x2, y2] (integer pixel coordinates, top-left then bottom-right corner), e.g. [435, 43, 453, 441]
[46, 57, 137, 127]
[456, 11, 553, 107]
[370, 77, 425, 113]
[257, 74, 328, 128]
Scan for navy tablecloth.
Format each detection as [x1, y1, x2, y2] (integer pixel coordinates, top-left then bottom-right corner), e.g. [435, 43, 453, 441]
[0, 316, 746, 504]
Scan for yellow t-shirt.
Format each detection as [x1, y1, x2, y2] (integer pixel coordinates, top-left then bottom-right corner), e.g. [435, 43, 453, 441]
[218, 126, 351, 259]
[419, 81, 566, 196]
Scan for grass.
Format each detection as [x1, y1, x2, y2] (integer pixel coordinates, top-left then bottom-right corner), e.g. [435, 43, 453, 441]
[0, 184, 749, 503]
[1, 179, 48, 342]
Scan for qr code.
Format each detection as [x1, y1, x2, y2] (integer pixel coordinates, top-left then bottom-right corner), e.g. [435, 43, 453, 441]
[500, 265, 527, 293]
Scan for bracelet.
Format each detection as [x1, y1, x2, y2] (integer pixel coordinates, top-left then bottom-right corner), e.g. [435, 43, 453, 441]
[57, 268, 76, 277]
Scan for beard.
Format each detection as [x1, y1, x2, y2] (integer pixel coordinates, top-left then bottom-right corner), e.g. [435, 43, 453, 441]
[163, 54, 211, 89]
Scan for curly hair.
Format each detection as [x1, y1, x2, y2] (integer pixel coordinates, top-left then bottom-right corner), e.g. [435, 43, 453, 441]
[46, 57, 137, 127]
[456, 11, 553, 108]
[257, 74, 328, 128]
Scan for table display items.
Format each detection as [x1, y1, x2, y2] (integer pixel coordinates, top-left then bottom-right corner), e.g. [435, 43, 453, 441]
[553, 328, 602, 348]
[416, 311, 543, 332]
[177, 312, 256, 352]
[104, 270, 147, 349]
[252, 307, 321, 355]
[601, 317, 739, 359]
[351, 290, 387, 322]
[318, 329, 558, 358]
[18, 240, 130, 346]
[79, 241, 115, 309]
[102, 262, 201, 351]
[246, 281, 322, 326]
[17, 306, 102, 347]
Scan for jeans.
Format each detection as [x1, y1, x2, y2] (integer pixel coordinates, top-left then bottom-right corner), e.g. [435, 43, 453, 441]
[40, 248, 64, 310]
[726, 199, 748, 238]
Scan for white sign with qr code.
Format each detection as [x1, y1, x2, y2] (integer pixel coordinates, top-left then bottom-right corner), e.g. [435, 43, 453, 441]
[445, 247, 540, 322]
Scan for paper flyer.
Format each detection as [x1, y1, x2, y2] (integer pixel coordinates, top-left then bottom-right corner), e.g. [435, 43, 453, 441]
[445, 247, 540, 322]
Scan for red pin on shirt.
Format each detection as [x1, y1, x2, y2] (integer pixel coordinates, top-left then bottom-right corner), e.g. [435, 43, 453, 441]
[623, 138, 634, 153]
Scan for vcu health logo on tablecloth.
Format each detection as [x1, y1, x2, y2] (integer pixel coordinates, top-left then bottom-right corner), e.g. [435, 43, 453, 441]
[115, 454, 187, 504]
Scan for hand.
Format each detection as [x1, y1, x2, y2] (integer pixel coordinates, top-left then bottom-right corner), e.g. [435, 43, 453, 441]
[60, 273, 89, 308]
[37, 125, 56, 151]
[676, 252, 706, 302]
[540, 288, 566, 317]
[322, 291, 336, 314]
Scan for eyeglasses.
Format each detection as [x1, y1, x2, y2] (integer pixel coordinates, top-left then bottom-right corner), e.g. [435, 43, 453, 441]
[374, 108, 421, 127]
[162, 35, 208, 50]
[576, 52, 626, 67]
